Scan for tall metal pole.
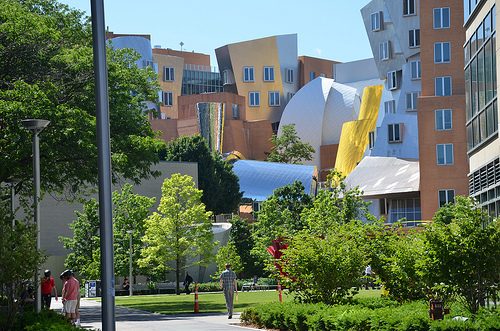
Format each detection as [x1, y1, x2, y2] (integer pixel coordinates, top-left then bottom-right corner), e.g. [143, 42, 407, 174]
[127, 230, 133, 296]
[90, 0, 115, 329]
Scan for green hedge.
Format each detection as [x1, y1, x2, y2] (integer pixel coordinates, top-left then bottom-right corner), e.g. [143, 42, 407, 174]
[240, 298, 500, 331]
[192, 278, 278, 293]
[2, 308, 98, 331]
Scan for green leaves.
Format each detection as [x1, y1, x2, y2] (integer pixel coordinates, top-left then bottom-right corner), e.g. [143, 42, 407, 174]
[266, 123, 316, 164]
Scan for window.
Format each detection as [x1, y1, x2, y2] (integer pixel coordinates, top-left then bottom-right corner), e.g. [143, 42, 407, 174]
[379, 41, 391, 60]
[436, 109, 452, 130]
[409, 29, 420, 47]
[434, 8, 450, 29]
[435, 42, 451, 63]
[387, 70, 399, 90]
[244, 67, 254, 82]
[269, 91, 280, 106]
[163, 66, 174, 81]
[320, 73, 326, 78]
[222, 70, 228, 85]
[371, 11, 383, 31]
[252, 201, 260, 220]
[285, 68, 294, 83]
[263, 66, 275, 82]
[437, 144, 453, 165]
[385, 100, 396, 113]
[435, 76, 452, 96]
[438, 190, 455, 207]
[411, 61, 421, 79]
[249, 91, 260, 106]
[232, 104, 239, 119]
[144, 60, 154, 69]
[388, 198, 421, 224]
[287, 92, 295, 101]
[163, 91, 173, 106]
[369, 131, 376, 149]
[406, 92, 418, 111]
[403, 0, 416, 16]
[309, 71, 315, 81]
[388, 123, 402, 143]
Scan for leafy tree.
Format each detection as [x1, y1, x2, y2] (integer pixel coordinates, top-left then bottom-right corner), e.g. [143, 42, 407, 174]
[60, 184, 155, 280]
[0, 199, 47, 330]
[266, 123, 316, 164]
[421, 196, 500, 314]
[274, 223, 368, 305]
[211, 242, 243, 280]
[138, 174, 216, 294]
[302, 170, 375, 235]
[159, 135, 242, 215]
[228, 215, 261, 276]
[0, 0, 164, 198]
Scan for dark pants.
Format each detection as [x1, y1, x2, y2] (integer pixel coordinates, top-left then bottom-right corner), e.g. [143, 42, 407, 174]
[185, 283, 191, 294]
[42, 293, 51, 308]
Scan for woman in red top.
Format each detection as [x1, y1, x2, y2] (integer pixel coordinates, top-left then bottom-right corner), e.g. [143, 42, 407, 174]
[41, 269, 58, 309]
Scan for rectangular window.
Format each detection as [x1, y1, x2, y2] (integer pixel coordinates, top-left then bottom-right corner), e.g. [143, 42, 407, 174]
[388, 70, 399, 90]
[244, 67, 255, 82]
[406, 92, 418, 111]
[269, 91, 280, 106]
[411, 61, 421, 79]
[435, 109, 452, 130]
[163, 91, 173, 106]
[309, 71, 315, 81]
[222, 70, 228, 85]
[403, 0, 416, 16]
[379, 41, 391, 60]
[232, 104, 239, 119]
[285, 68, 294, 83]
[252, 202, 260, 220]
[371, 11, 383, 31]
[434, 8, 450, 29]
[249, 91, 260, 106]
[435, 42, 451, 63]
[320, 73, 326, 78]
[385, 100, 395, 113]
[438, 190, 455, 207]
[409, 29, 420, 47]
[163, 66, 174, 81]
[388, 123, 402, 143]
[263, 66, 275, 82]
[369, 131, 376, 149]
[436, 144, 453, 165]
[435, 76, 452, 96]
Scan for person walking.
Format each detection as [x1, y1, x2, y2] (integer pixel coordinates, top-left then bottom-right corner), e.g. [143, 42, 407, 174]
[41, 269, 58, 309]
[219, 263, 237, 319]
[60, 270, 79, 325]
[184, 271, 193, 294]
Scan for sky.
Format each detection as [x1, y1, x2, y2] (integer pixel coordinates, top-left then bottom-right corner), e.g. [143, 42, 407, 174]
[60, 0, 374, 67]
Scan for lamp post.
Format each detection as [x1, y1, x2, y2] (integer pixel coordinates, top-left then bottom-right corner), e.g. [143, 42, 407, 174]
[126, 230, 134, 296]
[21, 118, 50, 313]
[5, 178, 21, 228]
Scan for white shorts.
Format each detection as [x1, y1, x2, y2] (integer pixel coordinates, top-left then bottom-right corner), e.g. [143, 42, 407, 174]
[64, 300, 77, 314]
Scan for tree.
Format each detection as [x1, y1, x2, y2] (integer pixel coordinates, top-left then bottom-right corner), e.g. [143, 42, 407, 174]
[159, 135, 242, 215]
[266, 123, 316, 164]
[228, 215, 260, 276]
[212, 242, 243, 280]
[138, 174, 216, 294]
[252, 181, 313, 268]
[0, 0, 164, 199]
[421, 196, 500, 314]
[302, 170, 375, 235]
[59, 184, 156, 280]
[0, 199, 47, 330]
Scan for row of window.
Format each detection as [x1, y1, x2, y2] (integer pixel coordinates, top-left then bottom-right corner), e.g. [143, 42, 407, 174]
[242, 66, 294, 83]
[372, 5, 448, 33]
[249, 91, 281, 107]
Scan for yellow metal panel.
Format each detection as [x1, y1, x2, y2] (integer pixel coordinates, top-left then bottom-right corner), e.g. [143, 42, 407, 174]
[153, 54, 184, 119]
[334, 85, 383, 176]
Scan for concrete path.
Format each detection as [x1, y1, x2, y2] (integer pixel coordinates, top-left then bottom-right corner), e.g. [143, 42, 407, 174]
[69, 298, 258, 330]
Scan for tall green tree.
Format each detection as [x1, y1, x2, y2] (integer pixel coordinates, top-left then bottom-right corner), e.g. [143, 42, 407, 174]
[0, 0, 164, 199]
[59, 184, 155, 280]
[228, 215, 261, 276]
[138, 174, 216, 294]
[212, 242, 243, 280]
[266, 123, 316, 164]
[159, 135, 242, 215]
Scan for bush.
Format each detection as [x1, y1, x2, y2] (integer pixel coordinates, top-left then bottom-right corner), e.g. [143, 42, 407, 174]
[7, 309, 96, 331]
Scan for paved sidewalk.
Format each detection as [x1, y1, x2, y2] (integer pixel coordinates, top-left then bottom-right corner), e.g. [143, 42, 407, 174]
[71, 298, 258, 330]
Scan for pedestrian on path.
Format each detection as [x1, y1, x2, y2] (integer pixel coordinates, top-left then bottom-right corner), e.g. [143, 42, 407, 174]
[219, 263, 237, 319]
[41, 269, 58, 309]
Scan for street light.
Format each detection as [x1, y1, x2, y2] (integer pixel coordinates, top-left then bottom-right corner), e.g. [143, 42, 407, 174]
[4, 178, 21, 228]
[21, 118, 50, 313]
[126, 230, 134, 296]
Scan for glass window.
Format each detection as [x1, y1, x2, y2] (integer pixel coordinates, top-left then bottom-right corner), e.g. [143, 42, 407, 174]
[269, 91, 280, 106]
[369, 131, 375, 149]
[477, 22, 484, 49]
[380, 41, 390, 60]
[437, 144, 453, 165]
[222, 70, 228, 85]
[403, 0, 416, 16]
[406, 92, 418, 111]
[435, 76, 452, 96]
[471, 57, 478, 115]
[485, 40, 493, 101]
[385, 100, 395, 113]
[163, 91, 173, 106]
[388, 70, 399, 90]
[164, 67, 175, 81]
[434, 8, 450, 29]
[232, 104, 239, 119]
[411, 61, 421, 79]
[249, 91, 260, 106]
[409, 29, 420, 47]
[388, 123, 402, 143]
[435, 42, 451, 63]
[478, 49, 486, 109]
[465, 66, 472, 121]
[439, 190, 455, 207]
[286, 68, 293, 83]
[263, 66, 275, 82]
[436, 109, 452, 130]
[485, 11, 492, 38]
[371, 11, 383, 31]
[309, 71, 315, 82]
[244, 67, 255, 82]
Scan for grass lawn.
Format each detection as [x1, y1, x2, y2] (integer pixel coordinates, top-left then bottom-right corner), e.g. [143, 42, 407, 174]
[112, 289, 383, 315]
